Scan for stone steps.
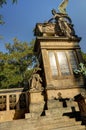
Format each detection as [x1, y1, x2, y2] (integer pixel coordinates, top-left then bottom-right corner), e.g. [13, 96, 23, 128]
[2, 114, 79, 124]
[47, 100, 79, 110]
[22, 124, 84, 130]
[52, 125, 85, 130]
[0, 104, 85, 130]
[0, 121, 83, 130]
[45, 107, 79, 117]
[0, 114, 85, 130]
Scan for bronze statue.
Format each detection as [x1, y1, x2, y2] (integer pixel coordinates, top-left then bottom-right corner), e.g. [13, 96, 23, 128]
[58, 0, 69, 14]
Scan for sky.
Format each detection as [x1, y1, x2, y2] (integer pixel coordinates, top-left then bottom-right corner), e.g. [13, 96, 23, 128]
[0, 0, 86, 53]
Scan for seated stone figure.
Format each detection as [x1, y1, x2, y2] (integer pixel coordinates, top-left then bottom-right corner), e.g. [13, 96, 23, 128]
[29, 73, 43, 91]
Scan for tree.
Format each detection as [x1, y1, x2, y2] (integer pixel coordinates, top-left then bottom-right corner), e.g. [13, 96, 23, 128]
[0, 0, 17, 24]
[0, 15, 4, 24]
[0, 38, 37, 89]
[0, 0, 18, 39]
[0, 0, 17, 7]
[81, 51, 86, 65]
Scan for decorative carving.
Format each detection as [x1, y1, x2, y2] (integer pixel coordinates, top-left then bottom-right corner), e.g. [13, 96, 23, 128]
[29, 73, 43, 91]
[34, 23, 55, 37]
[34, 9, 77, 39]
[51, 9, 76, 38]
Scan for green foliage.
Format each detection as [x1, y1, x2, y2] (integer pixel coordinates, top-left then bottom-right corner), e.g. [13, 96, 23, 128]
[81, 51, 86, 64]
[74, 51, 86, 77]
[0, 15, 4, 24]
[0, 0, 17, 7]
[0, 0, 17, 25]
[74, 63, 86, 77]
[0, 0, 7, 7]
[0, 38, 37, 89]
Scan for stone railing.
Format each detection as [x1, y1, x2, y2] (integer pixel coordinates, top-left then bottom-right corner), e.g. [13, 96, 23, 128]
[0, 88, 28, 122]
[0, 88, 28, 111]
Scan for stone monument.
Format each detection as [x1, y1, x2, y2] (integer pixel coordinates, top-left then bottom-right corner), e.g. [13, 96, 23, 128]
[33, 0, 86, 115]
[0, 1, 86, 125]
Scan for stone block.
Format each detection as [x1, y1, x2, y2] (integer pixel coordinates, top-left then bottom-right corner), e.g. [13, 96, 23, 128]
[25, 112, 41, 119]
[47, 88, 86, 100]
[47, 99, 62, 109]
[45, 107, 72, 117]
[29, 101, 45, 115]
[29, 92, 44, 103]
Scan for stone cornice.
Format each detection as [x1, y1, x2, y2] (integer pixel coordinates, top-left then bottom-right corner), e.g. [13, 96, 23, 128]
[34, 36, 81, 52]
[36, 36, 81, 42]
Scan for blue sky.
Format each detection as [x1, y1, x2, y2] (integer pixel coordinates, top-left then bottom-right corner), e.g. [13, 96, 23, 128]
[0, 0, 86, 52]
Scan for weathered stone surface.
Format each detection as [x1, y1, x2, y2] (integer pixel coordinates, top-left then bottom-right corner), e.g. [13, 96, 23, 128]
[29, 102, 45, 114]
[47, 100, 63, 109]
[29, 92, 44, 103]
[0, 113, 85, 130]
[46, 88, 85, 100]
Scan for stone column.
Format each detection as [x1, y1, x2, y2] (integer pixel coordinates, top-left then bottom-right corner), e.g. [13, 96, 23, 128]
[16, 93, 20, 110]
[6, 95, 9, 111]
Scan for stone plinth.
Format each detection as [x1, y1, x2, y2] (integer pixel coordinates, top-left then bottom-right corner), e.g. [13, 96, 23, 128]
[29, 90, 44, 103]
[26, 90, 45, 118]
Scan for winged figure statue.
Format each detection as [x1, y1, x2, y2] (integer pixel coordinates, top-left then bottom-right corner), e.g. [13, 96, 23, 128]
[58, 0, 69, 14]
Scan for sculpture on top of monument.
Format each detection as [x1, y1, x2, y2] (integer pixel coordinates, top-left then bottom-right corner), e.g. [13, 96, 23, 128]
[58, 0, 69, 14]
[34, 0, 77, 39]
[51, 9, 76, 38]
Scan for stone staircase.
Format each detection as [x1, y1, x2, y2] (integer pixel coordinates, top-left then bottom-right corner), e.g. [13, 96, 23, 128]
[0, 108, 85, 130]
[0, 99, 86, 130]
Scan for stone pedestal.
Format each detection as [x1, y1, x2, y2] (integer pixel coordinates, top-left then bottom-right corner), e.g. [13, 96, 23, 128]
[25, 90, 45, 119]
